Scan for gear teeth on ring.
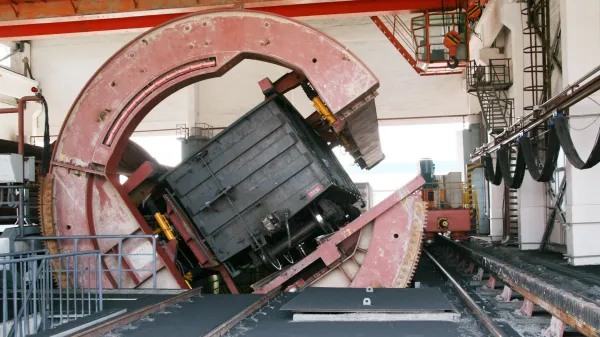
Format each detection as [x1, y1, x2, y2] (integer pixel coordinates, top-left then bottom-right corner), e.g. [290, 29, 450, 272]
[395, 198, 426, 288]
[39, 176, 68, 287]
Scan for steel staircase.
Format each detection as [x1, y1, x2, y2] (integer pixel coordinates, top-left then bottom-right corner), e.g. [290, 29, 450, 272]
[466, 59, 514, 134]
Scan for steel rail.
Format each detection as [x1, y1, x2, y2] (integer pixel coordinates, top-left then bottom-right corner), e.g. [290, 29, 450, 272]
[203, 289, 281, 337]
[438, 238, 600, 337]
[71, 287, 203, 337]
[471, 64, 600, 162]
[423, 249, 507, 337]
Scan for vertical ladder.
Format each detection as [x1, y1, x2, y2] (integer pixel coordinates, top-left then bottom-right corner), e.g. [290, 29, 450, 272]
[504, 148, 519, 244]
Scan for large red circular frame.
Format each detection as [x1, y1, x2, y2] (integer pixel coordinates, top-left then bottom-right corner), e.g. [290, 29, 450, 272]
[48, 10, 379, 288]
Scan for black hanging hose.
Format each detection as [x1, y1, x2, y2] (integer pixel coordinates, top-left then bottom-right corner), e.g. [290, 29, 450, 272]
[519, 127, 560, 182]
[497, 145, 526, 189]
[554, 115, 600, 169]
[483, 154, 502, 186]
[40, 95, 51, 175]
[481, 111, 600, 186]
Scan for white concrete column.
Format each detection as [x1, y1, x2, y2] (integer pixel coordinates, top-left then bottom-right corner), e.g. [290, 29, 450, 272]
[187, 83, 201, 128]
[561, 0, 600, 265]
[501, 3, 525, 122]
[489, 155, 505, 240]
[518, 172, 546, 249]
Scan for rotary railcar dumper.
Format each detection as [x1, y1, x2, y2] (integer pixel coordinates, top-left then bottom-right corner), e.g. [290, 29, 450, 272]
[38, 10, 426, 293]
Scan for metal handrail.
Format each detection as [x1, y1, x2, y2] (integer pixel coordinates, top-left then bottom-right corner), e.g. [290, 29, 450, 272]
[471, 63, 600, 161]
[0, 250, 101, 264]
[17, 235, 158, 289]
[1, 250, 103, 337]
[467, 59, 514, 131]
[381, 15, 417, 57]
[423, 182, 483, 209]
[0, 250, 48, 258]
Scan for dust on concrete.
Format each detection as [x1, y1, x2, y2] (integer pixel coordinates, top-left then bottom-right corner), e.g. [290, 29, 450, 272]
[102, 322, 139, 337]
[468, 241, 600, 301]
[139, 315, 154, 322]
[495, 310, 545, 337]
[443, 282, 488, 337]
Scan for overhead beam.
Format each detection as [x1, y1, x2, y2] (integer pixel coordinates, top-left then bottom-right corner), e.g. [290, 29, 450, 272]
[0, 0, 459, 40]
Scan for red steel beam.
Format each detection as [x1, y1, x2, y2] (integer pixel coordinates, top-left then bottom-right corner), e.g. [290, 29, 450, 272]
[0, 0, 459, 40]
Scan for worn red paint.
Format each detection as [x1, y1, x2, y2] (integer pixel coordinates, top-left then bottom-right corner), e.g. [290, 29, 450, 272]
[306, 183, 324, 200]
[48, 10, 379, 289]
[122, 161, 156, 194]
[500, 285, 512, 302]
[424, 208, 471, 241]
[520, 298, 534, 317]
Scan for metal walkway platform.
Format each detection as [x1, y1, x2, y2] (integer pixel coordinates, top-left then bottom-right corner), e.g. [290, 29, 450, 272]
[68, 288, 471, 337]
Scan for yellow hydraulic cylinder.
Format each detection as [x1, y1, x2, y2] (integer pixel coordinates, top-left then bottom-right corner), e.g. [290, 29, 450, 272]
[153, 212, 175, 241]
[311, 96, 353, 148]
[312, 96, 337, 126]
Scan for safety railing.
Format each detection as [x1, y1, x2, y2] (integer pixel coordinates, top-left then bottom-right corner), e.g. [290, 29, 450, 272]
[380, 14, 418, 60]
[466, 58, 513, 91]
[0, 185, 39, 235]
[466, 58, 514, 132]
[17, 235, 158, 289]
[422, 181, 484, 211]
[1, 249, 103, 337]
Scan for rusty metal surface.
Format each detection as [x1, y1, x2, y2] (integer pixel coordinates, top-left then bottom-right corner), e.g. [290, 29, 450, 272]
[342, 98, 385, 169]
[251, 175, 426, 293]
[347, 194, 425, 288]
[44, 10, 380, 289]
[440, 237, 600, 337]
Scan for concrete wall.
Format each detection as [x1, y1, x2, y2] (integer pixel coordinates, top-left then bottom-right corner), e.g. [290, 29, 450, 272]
[561, 0, 600, 265]
[0, 16, 470, 143]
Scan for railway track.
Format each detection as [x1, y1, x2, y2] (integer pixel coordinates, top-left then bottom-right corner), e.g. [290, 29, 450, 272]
[427, 238, 595, 337]
[67, 238, 598, 337]
[424, 248, 507, 337]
